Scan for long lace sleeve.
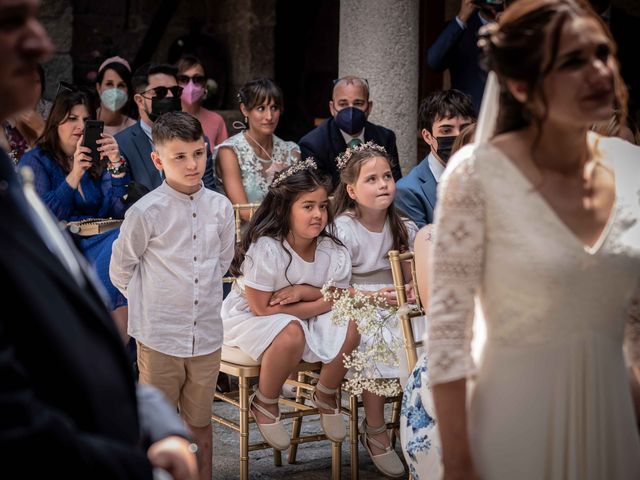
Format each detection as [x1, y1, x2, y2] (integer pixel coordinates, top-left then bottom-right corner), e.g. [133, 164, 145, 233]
[427, 155, 485, 385]
[624, 283, 640, 367]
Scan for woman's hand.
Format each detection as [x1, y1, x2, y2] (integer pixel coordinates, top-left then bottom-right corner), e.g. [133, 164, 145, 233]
[96, 133, 121, 165]
[66, 134, 92, 187]
[270, 285, 303, 305]
[405, 282, 416, 304]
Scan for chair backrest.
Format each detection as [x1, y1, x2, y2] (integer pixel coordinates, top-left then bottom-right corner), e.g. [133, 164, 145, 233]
[388, 249, 426, 373]
[232, 202, 261, 243]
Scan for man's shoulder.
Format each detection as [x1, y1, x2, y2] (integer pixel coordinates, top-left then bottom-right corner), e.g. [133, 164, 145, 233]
[397, 158, 430, 189]
[299, 118, 332, 145]
[115, 122, 142, 144]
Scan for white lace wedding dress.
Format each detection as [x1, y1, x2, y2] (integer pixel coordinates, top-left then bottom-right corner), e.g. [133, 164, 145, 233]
[425, 133, 640, 479]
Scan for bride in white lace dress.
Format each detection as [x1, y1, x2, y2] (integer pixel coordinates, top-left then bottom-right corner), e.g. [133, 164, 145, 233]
[425, 1, 640, 479]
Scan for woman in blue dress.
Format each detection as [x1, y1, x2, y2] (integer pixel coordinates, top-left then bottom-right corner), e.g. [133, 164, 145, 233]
[19, 88, 130, 336]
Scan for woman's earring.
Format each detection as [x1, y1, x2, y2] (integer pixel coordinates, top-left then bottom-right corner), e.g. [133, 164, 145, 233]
[244, 116, 248, 124]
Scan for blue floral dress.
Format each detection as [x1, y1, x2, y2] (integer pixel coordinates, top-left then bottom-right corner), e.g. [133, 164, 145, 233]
[400, 352, 442, 479]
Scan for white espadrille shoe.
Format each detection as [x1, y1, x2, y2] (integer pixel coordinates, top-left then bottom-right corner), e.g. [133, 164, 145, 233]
[249, 389, 291, 450]
[311, 382, 346, 442]
[360, 419, 406, 478]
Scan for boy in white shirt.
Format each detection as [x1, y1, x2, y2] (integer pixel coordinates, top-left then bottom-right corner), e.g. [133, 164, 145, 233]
[110, 111, 234, 480]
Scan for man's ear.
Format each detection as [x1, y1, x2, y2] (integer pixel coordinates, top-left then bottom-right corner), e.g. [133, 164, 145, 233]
[364, 100, 373, 118]
[506, 79, 528, 104]
[329, 100, 337, 117]
[150, 151, 163, 171]
[134, 93, 145, 112]
[421, 128, 437, 149]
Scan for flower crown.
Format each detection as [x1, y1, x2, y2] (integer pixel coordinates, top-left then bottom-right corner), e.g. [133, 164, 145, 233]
[336, 141, 387, 171]
[270, 157, 318, 187]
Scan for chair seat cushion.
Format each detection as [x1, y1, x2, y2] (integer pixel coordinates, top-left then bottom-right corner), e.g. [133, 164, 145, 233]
[221, 345, 261, 366]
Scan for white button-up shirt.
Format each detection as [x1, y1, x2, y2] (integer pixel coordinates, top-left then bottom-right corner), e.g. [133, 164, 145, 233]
[110, 182, 235, 357]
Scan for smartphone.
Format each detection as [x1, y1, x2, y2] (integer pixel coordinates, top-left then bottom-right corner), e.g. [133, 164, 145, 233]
[82, 119, 104, 164]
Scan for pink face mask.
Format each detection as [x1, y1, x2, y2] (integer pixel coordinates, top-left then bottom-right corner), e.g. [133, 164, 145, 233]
[181, 81, 205, 105]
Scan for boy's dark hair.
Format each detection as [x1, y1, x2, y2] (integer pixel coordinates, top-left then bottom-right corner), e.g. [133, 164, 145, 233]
[131, 62, 178, 94]
[152, 111, 203, 146]
[418, 89, 476, 132]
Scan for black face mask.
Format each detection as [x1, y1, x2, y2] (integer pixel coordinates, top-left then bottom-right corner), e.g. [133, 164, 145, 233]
[148, 96, 182, 122]
[435, 135, 457, 164]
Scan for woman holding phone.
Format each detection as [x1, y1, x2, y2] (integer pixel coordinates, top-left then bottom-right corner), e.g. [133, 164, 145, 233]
[19, 88, 130, 335]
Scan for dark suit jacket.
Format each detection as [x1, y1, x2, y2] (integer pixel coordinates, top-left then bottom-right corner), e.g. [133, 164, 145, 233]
[299, 117, 402, 190]
[115, 120, 221, 193]
[0, 151, 153, 478]
[610, 6, 640, 120]
[427, 13, 486, 113]
[394, 155, 437, 228]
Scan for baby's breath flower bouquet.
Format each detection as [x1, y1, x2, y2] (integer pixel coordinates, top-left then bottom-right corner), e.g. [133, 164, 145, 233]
[322, 281, 416, 397]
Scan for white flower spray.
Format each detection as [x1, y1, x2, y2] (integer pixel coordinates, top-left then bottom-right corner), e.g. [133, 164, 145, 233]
[322, 281, 418, 397]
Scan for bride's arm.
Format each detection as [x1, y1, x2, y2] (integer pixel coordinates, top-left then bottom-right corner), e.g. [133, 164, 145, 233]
[427, 155, 486, 479]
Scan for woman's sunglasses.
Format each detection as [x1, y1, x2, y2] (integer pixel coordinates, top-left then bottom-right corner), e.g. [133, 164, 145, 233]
[140, 85, 183, 99]
[177, 74, 206, 87]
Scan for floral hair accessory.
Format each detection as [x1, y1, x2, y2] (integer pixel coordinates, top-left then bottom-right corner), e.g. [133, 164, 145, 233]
[270, 157, 318, 187]
[336, 141, 387, 171]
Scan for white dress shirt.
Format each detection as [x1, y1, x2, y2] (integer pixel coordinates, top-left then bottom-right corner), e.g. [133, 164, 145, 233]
[110, 181, 235, 357]
[339, 128, 365, 146]
[427, 153, 446, 183]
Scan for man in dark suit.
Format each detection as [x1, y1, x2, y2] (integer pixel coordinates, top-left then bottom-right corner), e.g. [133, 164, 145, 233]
[426, 0, 501, 112]
[0, 1, 197, 478]
[116, 63, 219, 194]
[395, 89, 475, 227]
[299, 75, 402, 190]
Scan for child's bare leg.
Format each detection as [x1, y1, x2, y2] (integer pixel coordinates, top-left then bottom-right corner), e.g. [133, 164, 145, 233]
[254, 321, 306, 422]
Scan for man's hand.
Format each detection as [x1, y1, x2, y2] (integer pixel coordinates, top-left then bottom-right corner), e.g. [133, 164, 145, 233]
[458, 0, 478, 23]
[147, 436, 198, 480]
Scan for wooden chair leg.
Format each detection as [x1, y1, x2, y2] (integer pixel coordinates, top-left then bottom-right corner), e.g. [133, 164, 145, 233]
[390, 399, 400, 448]
[332, 440, 342, 479]
[273, 448, 282, 466]
[349, 393, 359, 480]
[239, 376, 250, 480]
[288, 371, 306, 464]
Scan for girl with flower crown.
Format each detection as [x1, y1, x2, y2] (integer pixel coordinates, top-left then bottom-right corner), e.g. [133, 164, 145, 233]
[221, 160, 360, 451]
[333, 141, 422, 478]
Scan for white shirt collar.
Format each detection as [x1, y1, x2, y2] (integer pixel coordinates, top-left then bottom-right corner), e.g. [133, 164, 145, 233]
[428, 153, 446, 183]
[139, 119, 153, 143]
[339, 128, 365, 146]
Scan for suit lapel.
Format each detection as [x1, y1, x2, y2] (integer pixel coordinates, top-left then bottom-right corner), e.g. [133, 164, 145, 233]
[131, 125, 157, 187]
[418, 160, 438, 209]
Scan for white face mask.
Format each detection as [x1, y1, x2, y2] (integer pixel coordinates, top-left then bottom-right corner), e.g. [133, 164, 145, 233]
[100, 88, 128, 112]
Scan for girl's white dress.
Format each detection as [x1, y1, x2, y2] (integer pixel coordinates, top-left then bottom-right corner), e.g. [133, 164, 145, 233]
[222, 235, 351, 362]
[409, 135, 640, 479]
[334, 213, 422, 378]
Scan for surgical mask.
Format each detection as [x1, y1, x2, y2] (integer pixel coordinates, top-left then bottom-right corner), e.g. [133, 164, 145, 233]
[148, 96, 182, 122]
[435, 135, 457, 164]
[181, 81, 205, 105]
[100, 88, 128, 112]
[334, 106, 366, 135]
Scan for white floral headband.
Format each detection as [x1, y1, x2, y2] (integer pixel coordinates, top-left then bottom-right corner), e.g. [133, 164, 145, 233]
[336, 141, 387, 171]
[271, 157, 318, 187]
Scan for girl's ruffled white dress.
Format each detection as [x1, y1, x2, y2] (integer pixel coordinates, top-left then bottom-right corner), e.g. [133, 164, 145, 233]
[222, 236, 351, 362]
[335, 213, 423, 378]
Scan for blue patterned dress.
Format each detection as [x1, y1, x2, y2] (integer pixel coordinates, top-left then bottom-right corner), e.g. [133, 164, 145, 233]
[400, 352, 443, 479]
[19, 146, 129, 310]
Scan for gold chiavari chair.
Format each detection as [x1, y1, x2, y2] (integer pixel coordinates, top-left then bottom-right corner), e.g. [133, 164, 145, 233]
[214, 201, 343, 479]
[343, 248, 426, 479]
